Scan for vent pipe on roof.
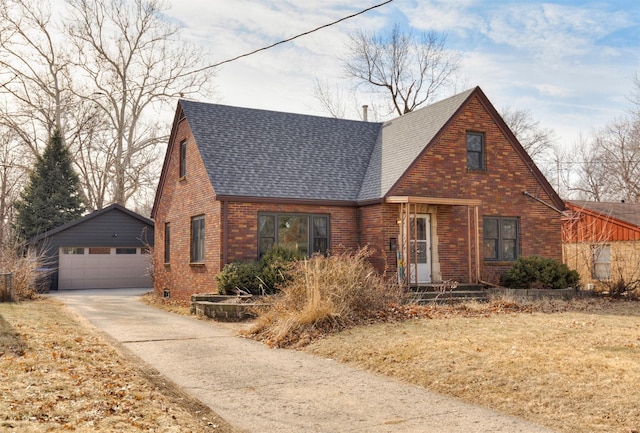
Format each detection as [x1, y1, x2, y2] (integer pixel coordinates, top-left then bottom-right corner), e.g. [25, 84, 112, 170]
[362, 105, 368, 122]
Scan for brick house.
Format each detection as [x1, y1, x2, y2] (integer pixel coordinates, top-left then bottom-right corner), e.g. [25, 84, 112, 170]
[151, 86, 564, 301]
[563, 200, 640, 289]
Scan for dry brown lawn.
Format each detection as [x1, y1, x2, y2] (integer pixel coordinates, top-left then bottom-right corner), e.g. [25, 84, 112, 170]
[4, 292, 638, 433]
[0, 297, 239, 433]
[306, 298, 640, 433]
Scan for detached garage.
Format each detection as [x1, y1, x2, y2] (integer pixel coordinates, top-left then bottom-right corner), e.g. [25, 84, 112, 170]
[31, 204, 154, 290]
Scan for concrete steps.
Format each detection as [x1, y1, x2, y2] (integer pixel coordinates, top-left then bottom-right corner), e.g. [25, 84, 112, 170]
[407, 283, 489, 304]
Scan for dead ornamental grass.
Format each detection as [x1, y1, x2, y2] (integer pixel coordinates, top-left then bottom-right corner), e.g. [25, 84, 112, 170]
[306, 299, 640, 433]
[0, 298, 238, 433]
[245, 248, 404, 348]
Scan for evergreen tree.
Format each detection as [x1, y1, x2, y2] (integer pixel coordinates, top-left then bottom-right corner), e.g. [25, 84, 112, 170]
[14, 130, 85, 240]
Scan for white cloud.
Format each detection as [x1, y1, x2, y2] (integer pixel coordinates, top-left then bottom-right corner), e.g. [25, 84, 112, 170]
[164, 0, 639, 149]
[534, 84, 571, 98]
[403, 0, 482, 34]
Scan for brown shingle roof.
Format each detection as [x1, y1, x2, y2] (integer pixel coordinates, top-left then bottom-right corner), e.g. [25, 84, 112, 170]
[566, 200, 640, 228]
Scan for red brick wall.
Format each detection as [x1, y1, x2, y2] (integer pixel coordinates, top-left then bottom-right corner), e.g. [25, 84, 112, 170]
[432, 205, 471, 282]
[391, 94, 563, 283]
[358, 203, 400, 276]
[154, 126, 362, 301]
[153, 117, 221, 301]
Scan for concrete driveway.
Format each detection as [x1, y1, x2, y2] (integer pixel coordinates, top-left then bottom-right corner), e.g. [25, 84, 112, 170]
[52, 288, 557, 433]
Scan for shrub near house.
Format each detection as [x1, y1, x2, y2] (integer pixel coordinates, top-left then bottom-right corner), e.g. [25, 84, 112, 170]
[501, 256, 580, 290]
[217, 246, 304, 296]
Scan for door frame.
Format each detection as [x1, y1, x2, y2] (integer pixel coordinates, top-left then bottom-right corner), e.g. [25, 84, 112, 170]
[409, 214, 432, 284]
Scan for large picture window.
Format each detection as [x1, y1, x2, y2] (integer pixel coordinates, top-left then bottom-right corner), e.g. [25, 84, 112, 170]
[467, 132, 485, 170]
[483, 217, 518, 261]
[191, 215, 205, 263]
[258, 213, 329, 258]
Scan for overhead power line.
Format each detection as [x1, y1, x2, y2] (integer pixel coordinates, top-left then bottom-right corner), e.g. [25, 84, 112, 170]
[185, 0, 394, 76]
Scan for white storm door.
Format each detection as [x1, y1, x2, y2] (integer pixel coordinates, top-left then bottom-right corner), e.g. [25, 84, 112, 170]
[409, 214, 432, 284]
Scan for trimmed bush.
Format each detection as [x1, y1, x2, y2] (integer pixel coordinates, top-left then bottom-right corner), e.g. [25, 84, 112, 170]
[216, 246, 304, 296]
[257, 245, 305, 292]
[501, 256, 580, 290]
[216, 261, 264, 295]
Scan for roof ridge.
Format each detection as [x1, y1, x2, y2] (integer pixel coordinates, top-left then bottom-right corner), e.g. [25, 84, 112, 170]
[179, 98, 383, 126]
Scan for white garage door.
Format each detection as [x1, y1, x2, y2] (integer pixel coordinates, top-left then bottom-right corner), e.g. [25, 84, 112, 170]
[59, 247, 152, 290]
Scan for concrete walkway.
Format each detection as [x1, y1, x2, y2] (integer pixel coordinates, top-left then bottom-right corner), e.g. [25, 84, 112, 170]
[52, 288, 557, 433]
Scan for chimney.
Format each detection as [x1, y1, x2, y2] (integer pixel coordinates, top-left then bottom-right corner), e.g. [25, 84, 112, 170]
[362, 105, 368, 122]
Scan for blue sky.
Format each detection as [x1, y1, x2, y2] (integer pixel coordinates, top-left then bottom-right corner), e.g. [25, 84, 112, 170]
[167, 0, 640, 150]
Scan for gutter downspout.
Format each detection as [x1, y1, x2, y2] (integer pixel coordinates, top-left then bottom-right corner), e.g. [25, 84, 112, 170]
[523, 191, 565, 215]
[222, 200, 228, 266]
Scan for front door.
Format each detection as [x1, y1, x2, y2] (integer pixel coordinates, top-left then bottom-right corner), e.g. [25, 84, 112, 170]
[409, 214, 432, 284]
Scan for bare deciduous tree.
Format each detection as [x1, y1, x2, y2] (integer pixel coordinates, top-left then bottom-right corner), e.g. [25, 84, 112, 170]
[0, 127, 30, 242]
[501, 106, 556, 161]
[343, 23, 460, 117]
[313, 77, 385, 121]
[565, 76, 640, 202]
[313, 78, 347, 119]
[0, 0, 215, 213]
[569, 133, 608, 201]
[0, 0, 74, 156]
[66, 0, 214, 207]
[500, 106, 560, 193]
[570, 117, 640, 202]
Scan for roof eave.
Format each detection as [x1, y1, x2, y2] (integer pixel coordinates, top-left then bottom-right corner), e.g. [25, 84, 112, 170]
[30, 203, 154, 244]
[565, 201, 640, 232]
[151, 102, 186, 219]
[215, 194, 359, 207]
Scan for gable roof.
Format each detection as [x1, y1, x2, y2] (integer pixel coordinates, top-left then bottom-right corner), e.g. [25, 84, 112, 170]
[180, 100, 381, 202]
[30, 203, 154, 244]
[358, 88, 475, 201]
[566, 200, 640, 228]
[152, 86, 563, 215]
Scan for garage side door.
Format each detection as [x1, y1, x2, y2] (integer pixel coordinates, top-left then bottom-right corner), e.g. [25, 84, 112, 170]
[59, 247, 152, 290]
